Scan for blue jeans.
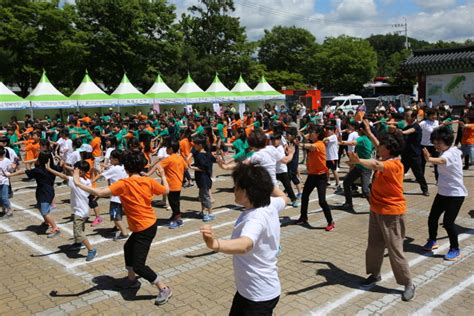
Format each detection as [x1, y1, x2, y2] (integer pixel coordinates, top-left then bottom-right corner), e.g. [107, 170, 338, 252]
[0, 184, 11, 209]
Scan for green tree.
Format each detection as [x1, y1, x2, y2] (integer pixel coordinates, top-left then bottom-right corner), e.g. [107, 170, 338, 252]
[75, 0, 181, 92]
[258, 26, 318, 84]
[0, 0, 86, 96]
[179, 0, 254, 89]
[314, 36, 377, 94]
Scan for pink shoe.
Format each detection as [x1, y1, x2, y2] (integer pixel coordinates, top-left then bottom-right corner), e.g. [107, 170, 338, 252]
[91, 216, 103, 227]
[325, 222, 335, 232]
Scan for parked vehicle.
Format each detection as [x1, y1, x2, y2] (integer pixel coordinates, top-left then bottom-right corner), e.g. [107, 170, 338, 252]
[324, 94, 365, 114]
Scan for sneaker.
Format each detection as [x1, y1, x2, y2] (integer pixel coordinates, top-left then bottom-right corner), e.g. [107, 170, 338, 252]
[169, 220, 184, 229]
[113, 231, 129, 241]
[291, 200, 301, 208]
[203, 214, 211, 222]
[422, 239, 439, 251]
[444, 248, 461, 261]
[86, 249, 97, 261]
[341, 203, 355, 213]
[91, 216, 103, 227]
[155, 286, 172, 305]
[47, 228, 61, 239]
[295, 217, 308, 225]
[422, 191, 430, 197]
[402, 284, 416, 301]
[115, 277, 141, 290]
[165, 205, 172, 211]
[296, 193, 302, 199]
[334, 185, 343, 194]
[360, 274, 382, 289]
[208, 214, 215, 221]
[69, 242, 85, 251]
[325, 222, 335, 232]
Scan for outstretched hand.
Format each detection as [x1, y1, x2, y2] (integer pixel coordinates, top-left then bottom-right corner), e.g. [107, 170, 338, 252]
[200, 224, 217, 250]
[346, 152, 361, 165]
[422, 147, 431, 161]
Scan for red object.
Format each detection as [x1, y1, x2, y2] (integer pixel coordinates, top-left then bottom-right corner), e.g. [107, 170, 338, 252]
[281, 89, 321, 111]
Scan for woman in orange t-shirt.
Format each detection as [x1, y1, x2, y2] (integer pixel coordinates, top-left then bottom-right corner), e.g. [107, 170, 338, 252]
[347, 120, 414, 302]
[23, 132, 41, 170]
[296, 126, 334, 230]
[73, 150, 173, 305]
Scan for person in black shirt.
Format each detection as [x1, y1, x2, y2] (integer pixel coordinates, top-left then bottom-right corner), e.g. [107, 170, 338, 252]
[7, 151, 62, 238]
[401, 110, 429, 196]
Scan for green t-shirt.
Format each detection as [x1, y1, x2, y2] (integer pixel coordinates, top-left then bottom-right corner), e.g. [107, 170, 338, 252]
[396, 120, 407, 130]
[253, 121, 261, 129]
[217, 123, 225, 140]
[7, 133, 20, 155]
[443, 118, 453, 131]
[196, 125, 204, 135]
[100, 115, 111, 122]
[355, 135, 373, 170]
[232, 139, 248, 154]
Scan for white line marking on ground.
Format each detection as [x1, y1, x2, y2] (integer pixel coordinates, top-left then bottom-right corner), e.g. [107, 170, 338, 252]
[0, 221, 74, 268]
[412, 274, 474, 316]
[310, 230, 474, 316]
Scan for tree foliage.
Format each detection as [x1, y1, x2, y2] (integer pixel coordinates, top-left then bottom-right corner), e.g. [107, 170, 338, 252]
[314, 36, 378, 94]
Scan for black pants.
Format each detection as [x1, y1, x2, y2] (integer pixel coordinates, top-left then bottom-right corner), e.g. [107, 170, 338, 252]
[300, 174, 332, 224]
[229, 292, 279, 316]
[124, 220, 158, 283]
[183, 170, 192, 182]
[402, 154, 428, 193]
[421, 146, 439, 181]
[168, 191, 181, 219]
[428, 194, 465, 249]
[276, 172, 296, 202]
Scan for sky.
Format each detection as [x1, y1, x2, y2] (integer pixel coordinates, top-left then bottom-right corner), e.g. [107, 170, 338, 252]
[61, 0, 474, 43]
[169, 0, 474, 42]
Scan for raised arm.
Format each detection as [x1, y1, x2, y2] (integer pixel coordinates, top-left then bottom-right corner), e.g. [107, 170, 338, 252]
[72, 168, 112, 197]
[200, 225, 253, 255]
[45, 162, 69, 181]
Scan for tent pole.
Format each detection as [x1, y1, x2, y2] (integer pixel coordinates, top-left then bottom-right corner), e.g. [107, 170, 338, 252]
[29, 101, 34, 120]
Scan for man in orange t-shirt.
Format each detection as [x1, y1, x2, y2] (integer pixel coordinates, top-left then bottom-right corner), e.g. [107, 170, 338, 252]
[159, 140, 188, 228]
[460, 118, 474, 169]
[73, 150, 173, 305]
[347, 120, 415, 302]
[296, 126, 334, 231]
[179, 130, 194, 187]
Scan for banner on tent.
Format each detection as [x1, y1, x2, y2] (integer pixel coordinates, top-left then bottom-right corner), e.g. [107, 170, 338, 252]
[30, 100, 76, 109]
[77, 99, 114, 108]
[114, 98, 151, 106]
[0, 101, 29, 110]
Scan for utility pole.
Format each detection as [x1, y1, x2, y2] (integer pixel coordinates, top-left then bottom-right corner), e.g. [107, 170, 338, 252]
[392, 18, 409, 50]
[404, 17, 409, 50]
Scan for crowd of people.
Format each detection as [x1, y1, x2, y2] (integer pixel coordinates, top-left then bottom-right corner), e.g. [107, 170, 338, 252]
[0, 99, 472, 313]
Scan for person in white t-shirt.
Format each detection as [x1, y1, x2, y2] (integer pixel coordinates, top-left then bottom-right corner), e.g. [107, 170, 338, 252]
[46, 160, 97, 261]
[200, 163, 288, 315]
[419, 108, 440, 180]
[323, 126, 340, 190]
[0, 147, 15, 217]
[271, 133, 298, 207]
[95, 149, 128, 240]
[55, 130, 73, 161]
[422, 126, 467, 261]
[103, 137, 117, 168]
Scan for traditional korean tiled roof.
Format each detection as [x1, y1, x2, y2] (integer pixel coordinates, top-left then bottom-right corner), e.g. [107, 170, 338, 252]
[402, 45, 474, 73]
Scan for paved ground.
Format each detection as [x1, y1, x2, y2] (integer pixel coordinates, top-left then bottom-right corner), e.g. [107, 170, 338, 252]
[0, 154, 473, 315]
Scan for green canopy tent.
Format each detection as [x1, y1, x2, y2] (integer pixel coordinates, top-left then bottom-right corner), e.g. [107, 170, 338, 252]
[69, 70, 113, 108]
[205, 73, 236, 102]
[27, 71, 76, 109]
[145, 74, 179, 104]
[176, 74, 211, 104]
[0, 82, 29, 110]
[252, 75, 285, 101]
[230, 74, 259, 101]
[111, 73, 151, 106]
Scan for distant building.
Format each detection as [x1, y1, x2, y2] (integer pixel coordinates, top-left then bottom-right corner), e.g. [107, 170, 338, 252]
[402, 45, 474, 107]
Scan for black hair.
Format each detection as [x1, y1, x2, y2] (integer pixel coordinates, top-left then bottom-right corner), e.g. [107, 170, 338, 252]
[106, 136, 117, 148]
[236, 127, 247, 142]
[80, 151, 93, 160]
[193, 134, 208, 147]
[168, 140, 180, 153]
[232, 163, 273, 208]
[60, 129, 70, 137]
[247, 130, 267, 149]
[39, 139, 50, 150]
[286, 127, 298, 136]
[0, 136, 9, 145]
[74, 160, 90, 173]
[72, 138, 83, 149]
[0, 146, 5, 157]
[379, 130, 405, 157]
[307, 126, 325, 141]
[122, 150, 147, 174]
[128, 138, 141, 150]
[426, 108, 437, 117]
[37, 151, 54, 168]
[109, 149, 123, 164]
[430, 126, 454, 147]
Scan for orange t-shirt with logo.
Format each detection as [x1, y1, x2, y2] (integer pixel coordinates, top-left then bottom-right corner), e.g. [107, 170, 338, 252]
[461, 124, 474, 145]
[109, 176, 166, 232]
[306, 141, 328, 175]
[90, 137, 102, 158]
[160, 153, 187, 192]
[370, 159, 406, 215]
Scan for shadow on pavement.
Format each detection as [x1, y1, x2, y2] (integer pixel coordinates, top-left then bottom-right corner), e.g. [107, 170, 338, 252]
[286, 261, 399, 296]
[50, 275, 155, 301]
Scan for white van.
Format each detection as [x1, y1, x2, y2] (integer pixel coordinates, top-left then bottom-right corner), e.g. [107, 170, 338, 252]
[324, 95, 365, 114]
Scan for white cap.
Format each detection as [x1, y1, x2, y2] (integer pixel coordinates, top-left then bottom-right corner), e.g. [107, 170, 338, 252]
[78, 144, 93, 153]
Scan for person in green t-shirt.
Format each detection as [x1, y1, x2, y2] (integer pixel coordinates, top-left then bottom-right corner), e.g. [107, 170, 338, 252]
[339, 121, 374, 212]
[6, 128, 20, 156]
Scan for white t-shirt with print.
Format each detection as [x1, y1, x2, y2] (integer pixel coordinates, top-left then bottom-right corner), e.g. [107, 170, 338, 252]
[326, 134, 339, 161]
[57, 138, 73, 160]
[275, 137, 288, 174]
[438, 147, 468, 197]
[102, 165, 128, 203]
[67, 177, 91, 218]
[0, 158, 12, 185]
[232, 197, 285, 301]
